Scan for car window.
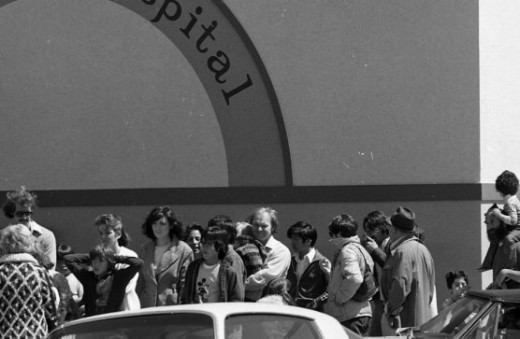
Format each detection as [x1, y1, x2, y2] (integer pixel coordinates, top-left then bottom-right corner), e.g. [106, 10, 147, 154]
[225, 314, 321, 339]
[464, 305, 499, 339]
[48, 313, 214, 339]
[419, 296, 490, 335]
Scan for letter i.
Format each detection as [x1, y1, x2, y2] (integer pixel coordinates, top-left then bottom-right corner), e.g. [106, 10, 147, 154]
[180, 6, 202, 38]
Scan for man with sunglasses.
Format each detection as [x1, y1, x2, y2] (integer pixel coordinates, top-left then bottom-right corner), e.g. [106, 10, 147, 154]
[3, 186, 57, 268]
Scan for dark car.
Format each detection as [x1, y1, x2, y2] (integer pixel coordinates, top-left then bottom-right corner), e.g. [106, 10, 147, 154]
[377, 289, 520, 339]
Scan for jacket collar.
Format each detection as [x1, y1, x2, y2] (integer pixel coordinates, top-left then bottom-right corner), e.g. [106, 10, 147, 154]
[329, 235, 360, 250]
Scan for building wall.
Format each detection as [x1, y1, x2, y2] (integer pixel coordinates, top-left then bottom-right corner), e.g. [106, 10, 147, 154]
[0, 0, 483, 306]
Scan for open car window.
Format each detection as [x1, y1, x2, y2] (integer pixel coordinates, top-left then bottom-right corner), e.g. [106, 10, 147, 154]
[225, 313, 322, 339]
[48, 313, 214, 339]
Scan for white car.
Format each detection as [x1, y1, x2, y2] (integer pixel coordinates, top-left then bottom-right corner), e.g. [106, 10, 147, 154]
[47, 302, 362, 339]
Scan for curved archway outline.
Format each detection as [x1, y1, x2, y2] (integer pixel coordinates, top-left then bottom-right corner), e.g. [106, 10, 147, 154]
[0, 0, 293, 187]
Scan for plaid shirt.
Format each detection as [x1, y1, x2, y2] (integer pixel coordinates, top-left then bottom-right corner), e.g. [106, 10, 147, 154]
[236, 242, 266, 278]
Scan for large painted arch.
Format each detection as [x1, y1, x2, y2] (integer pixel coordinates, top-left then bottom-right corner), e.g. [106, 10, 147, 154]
[0, 0, 293, 187]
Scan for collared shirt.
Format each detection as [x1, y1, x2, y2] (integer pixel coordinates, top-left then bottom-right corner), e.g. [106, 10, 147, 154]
[29, 220, 57, 269]
[294, 248, 316, 281]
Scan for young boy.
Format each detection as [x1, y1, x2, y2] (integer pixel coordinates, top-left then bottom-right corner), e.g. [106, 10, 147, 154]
[64, 245, 143, 316]
[286, 221, 330, 311]
[181, 227, 244, 303]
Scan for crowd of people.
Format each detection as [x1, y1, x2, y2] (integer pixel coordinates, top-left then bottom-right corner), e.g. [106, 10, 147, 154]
[1, 170, 520, 338]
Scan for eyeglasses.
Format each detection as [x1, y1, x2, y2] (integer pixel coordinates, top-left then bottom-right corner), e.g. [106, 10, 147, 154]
[15, 211, 33, 218]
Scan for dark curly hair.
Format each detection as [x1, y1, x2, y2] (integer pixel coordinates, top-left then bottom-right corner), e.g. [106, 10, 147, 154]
[445, 270, 469, 289]
[328, 214, 358, 238]
[495, 170, 519, 196]
[142, 206, 183, 241]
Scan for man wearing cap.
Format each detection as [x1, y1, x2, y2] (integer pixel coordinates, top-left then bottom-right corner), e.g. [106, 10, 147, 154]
[380, 207, 436, 333]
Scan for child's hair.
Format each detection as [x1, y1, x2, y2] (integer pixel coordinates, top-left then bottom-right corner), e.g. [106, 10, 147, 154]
[95, 213, 130, 246]
[287, 221, 318, 246]
[89, 245, 116, 268]
[495, 170, 519, 196]
[142, 206, 183, 241]
[203, 226, 229, 260]
[445, 270, 469, 289]
[263, 277, 294, 305]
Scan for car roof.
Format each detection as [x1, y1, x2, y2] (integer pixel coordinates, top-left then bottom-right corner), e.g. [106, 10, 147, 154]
[59, 302, 335, 327]
[467, 289, 520, 303]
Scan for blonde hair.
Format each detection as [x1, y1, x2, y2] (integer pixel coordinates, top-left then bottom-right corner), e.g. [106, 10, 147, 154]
[0, 224, 35, 255]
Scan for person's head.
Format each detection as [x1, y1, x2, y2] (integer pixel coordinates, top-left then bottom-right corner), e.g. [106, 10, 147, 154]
[207, 214, 232, 228]
[4, 186, 38, 226]
[248, 207, 279, 244]
[201, 226, 229, 263]
[362, 210, 390, 245]
[185, 223, 205, 255]
[389, 206, 416, 239]
[56, 243, 74, 275]
[495, 170, 519, 197]
[445, 270, 469, 298]
[0, 224, 35, 255]
[89, 245, 116, 277]
[142, 206, 183, 243]
[95, 213, 129, 248]
[287, 221, 317, 255]
[328, 214, 358, 238]
[262, 277, 294, 305]
[234, 221, 255, 248]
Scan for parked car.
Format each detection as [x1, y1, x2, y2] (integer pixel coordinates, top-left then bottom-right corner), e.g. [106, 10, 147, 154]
[372, 289, 520, 339]
[47, 302, 362, 339]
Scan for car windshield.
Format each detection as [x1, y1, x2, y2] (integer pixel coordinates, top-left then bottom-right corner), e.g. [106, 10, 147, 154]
[48, 313, 214, 339]
[225, 313, 322, 339]
[418, 295, 490, 335]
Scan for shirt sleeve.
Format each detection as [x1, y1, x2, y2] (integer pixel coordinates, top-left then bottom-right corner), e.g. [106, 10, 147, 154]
[245, 241, 291, 291]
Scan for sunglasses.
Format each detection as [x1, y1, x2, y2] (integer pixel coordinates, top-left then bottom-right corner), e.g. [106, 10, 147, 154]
[15, 211, 33, 218]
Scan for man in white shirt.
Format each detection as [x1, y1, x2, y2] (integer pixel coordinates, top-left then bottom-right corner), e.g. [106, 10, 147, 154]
[245, 207, 291, 301]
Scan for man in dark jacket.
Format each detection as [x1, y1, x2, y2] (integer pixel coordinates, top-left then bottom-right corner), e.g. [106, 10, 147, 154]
[286, 221, 331, 311]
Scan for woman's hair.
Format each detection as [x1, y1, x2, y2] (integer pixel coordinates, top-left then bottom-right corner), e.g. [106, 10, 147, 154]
[95, 213, 130, 246]
[445, 270, 469, 289]
[0, 224, 35, 255]
[203, 226, 229, 260]
[142, 206, 183, 241]
[89, 245, 116, 268]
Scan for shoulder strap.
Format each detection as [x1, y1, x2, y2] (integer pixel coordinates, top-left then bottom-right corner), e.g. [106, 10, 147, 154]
[346, 242, 372, 273]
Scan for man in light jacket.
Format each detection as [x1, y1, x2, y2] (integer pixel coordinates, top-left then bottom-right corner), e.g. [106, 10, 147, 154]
[325, 214, 374, 336]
